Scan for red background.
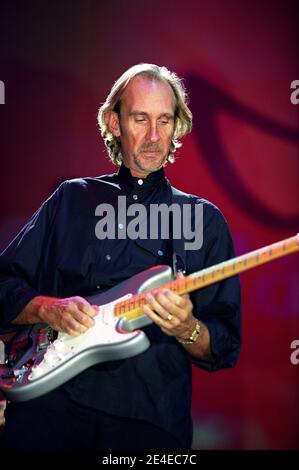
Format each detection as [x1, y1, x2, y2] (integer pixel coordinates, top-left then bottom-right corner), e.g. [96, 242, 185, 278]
[0, 0, 298, 449]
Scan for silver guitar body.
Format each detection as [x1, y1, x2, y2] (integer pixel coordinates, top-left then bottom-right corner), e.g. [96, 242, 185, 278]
[0, 265, 173, 402]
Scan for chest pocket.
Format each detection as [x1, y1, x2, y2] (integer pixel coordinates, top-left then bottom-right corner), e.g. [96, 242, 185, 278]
[135, 237, 172, 267]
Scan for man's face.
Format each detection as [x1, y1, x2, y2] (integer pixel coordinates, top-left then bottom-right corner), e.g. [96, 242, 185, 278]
[108, 76, 176, 178]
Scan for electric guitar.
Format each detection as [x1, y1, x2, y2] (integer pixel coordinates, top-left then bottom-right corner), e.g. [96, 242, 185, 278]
[0, 234, 298, 402]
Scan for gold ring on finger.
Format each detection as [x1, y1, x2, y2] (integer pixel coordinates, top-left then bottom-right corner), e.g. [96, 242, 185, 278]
[167, 314, 173, 321]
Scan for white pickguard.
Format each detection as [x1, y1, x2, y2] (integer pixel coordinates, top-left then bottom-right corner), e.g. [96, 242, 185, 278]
[28, 293, 134, 381]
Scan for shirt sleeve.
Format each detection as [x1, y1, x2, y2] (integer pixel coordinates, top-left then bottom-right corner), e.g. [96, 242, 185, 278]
[0, 184, 64, 329]
[187, 210, 241, 372]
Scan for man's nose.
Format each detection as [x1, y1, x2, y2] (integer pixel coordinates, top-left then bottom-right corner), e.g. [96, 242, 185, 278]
[147, 123, 160, 142]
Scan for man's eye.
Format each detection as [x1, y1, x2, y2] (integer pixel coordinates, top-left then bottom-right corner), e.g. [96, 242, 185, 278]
[135, 118, 146, 123]
[159, 117, 172, 125]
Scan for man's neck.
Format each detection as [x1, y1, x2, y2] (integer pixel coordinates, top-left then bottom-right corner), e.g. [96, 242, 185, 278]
[124, 164, 150, 179]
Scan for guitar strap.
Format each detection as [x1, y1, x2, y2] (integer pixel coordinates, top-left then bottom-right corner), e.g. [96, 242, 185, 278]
[171, 192, 188, 276]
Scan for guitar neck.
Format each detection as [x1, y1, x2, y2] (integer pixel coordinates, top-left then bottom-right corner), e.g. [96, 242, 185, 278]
[114, 234, 299, 321]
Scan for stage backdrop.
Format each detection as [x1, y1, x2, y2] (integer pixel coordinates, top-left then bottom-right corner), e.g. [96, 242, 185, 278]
[0, 0, 298, 449]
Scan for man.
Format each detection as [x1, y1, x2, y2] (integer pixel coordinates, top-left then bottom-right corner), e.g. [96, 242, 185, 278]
[0, 64, 241, 450]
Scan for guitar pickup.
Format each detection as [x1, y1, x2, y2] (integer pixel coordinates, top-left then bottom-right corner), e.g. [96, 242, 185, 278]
[36, 327, 56, 352]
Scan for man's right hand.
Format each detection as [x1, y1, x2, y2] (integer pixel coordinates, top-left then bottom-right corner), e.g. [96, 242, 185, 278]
[12, 296, 98, 336]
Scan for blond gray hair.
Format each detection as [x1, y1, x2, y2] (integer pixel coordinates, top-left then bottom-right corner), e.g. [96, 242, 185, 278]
[97, 63, 192, 165]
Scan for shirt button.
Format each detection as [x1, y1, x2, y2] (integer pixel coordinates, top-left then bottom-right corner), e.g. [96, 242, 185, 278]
[132, 194, 138, 201]
[158, 250, 164, 256]
[118, 223, 124, 229]
[96, 285, 101, 289]
[138, 179, 143, 186]
[105, 254, 111, 261]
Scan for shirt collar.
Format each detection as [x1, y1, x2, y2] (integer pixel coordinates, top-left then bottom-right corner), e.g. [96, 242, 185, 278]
[117, 163, 166, 192]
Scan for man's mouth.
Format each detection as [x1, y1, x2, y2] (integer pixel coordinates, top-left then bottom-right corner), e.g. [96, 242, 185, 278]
[142, 150, 160, 155]
[140, 148, 161, 155]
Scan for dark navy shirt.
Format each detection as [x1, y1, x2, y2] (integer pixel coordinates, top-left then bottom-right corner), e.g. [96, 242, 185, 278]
[0, 164, 241, 446]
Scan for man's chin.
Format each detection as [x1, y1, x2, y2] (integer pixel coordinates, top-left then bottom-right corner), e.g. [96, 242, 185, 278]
[136, 156, 166, 173]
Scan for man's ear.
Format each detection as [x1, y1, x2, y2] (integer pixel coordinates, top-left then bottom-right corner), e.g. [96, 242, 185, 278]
[105, 110, 121, 137]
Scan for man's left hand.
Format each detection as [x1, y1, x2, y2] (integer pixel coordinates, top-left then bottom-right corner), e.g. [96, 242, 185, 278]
[143, 288, 196, 339]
